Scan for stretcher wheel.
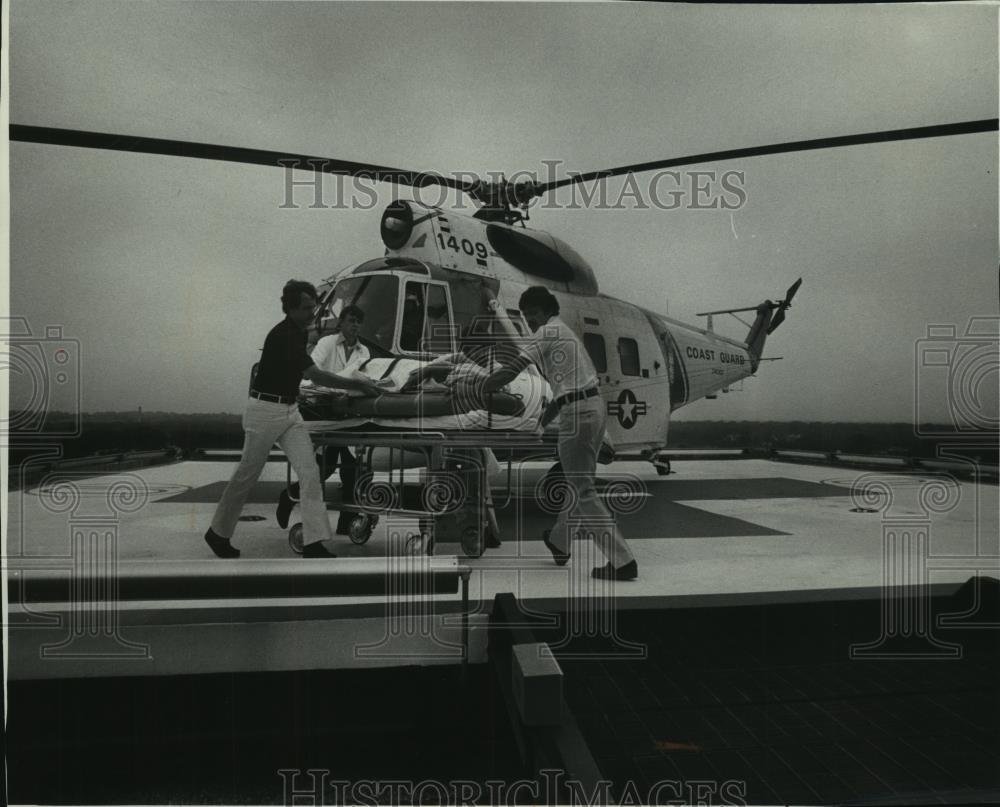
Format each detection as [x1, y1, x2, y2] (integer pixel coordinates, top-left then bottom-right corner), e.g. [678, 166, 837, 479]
[348, 514, 377, 544]
[288, 522, 304, 554]
[405, 532, 434, 556]
[461, 526, 484, 559]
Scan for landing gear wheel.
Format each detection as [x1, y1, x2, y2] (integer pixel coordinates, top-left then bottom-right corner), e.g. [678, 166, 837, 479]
[461, 526, 485, 558]
[349, 513, 378, 545]
[288, 522, 304, 554]
[655, 459, 671, 476]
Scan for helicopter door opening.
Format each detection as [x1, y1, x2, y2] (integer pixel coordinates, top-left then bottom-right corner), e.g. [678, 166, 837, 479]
[398, 280, 455, 356]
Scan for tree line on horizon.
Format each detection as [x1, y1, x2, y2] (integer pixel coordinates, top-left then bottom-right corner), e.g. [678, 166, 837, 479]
[6, 411, 996, 466]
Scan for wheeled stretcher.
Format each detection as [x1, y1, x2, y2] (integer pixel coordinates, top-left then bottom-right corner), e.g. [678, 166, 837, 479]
[285, 423, 559, 557]
[283, 354, 558, 556]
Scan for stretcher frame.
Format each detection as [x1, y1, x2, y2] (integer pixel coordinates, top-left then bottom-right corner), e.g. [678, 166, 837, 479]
[286, 426, 560, 557]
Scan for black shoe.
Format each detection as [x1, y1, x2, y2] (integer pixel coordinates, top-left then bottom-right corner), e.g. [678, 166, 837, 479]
[485, 528, 502, 549]
[591, 560, 638, 581]
[302, 541, 337, 558]
[542, 529, 569, 566]
[204, 527, 240, 559]
[276, 490, 295, 529]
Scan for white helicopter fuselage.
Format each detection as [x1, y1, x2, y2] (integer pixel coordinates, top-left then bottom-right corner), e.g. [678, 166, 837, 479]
[317, 200, 758, 456]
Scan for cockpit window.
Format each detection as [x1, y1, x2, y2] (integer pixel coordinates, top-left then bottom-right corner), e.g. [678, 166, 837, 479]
[322, 275, 399, 356]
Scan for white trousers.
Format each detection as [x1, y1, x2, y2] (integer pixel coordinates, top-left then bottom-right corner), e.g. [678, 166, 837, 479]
[550, 396, 635, 567]
[211, 397, 331, 546]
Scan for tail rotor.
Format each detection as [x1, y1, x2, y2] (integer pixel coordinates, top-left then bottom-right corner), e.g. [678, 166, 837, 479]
[696, 277, 803, 372]
[766, 277, 802, 335]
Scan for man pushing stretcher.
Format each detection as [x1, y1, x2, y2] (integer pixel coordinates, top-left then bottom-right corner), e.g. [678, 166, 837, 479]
[453, 286, 639, 580]
[204, 281, 378, 560]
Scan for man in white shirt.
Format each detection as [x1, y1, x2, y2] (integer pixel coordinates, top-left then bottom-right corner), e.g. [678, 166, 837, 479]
[309, 304, 370, 378]
[464, 286, 638, 580]
[277, 305, 370, 535]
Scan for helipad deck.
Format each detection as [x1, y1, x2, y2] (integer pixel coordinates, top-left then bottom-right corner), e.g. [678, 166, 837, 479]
[6, 456, 1000, 805]
[6, 456, 997, 677]
[8, 455, 997, 592]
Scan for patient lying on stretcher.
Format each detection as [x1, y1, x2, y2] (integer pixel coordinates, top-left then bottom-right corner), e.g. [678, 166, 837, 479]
[401, 345, 506, 391]
[298, 344, 548, 425]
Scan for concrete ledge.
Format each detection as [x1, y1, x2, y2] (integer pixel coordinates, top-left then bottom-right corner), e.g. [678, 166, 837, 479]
[489, 592, 604, 799]
[512, 642, 563, 726]
[7, 557, 463, 602]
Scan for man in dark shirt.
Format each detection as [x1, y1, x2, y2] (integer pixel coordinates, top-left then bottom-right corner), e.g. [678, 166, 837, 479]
[205, 280, 379, 559]
[276, 305, 370, 535]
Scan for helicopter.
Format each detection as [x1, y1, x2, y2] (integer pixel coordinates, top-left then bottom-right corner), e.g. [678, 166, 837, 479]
[10, 119, 997, 473]
[306, 195, 801, 470]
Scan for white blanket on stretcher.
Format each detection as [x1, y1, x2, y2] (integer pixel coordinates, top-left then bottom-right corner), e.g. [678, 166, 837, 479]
[301, 356, 550, 431]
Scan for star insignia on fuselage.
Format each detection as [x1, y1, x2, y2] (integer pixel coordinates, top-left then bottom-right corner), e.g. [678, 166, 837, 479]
[608, 388, 648, 429]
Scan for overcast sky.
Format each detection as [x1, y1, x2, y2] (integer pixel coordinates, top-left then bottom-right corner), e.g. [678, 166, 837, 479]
[6, 1, 998, 423]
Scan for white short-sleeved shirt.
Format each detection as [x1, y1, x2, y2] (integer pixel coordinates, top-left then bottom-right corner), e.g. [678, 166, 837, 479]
[521, 317, 597, 399]
[310, 333, 370, 375]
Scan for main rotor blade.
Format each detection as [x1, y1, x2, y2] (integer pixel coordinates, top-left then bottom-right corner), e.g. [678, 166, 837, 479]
[9, 125, 475, 193]
[533, 119, 998, 196]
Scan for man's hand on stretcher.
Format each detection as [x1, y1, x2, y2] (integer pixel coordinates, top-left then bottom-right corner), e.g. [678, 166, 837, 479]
[304, 365, 381, 397]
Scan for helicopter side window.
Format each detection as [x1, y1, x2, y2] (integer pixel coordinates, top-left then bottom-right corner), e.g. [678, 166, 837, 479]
[583, 333, 608, 373]
[618, 337, 640, 376]
[399, 281, 454, 354]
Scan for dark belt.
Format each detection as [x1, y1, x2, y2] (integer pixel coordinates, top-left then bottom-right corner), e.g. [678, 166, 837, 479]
[250, 389, 297, 405]
[554, 386, 599, 409]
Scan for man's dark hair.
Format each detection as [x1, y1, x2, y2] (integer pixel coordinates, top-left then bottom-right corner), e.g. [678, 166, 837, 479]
[518, 286, 560, 316]
[281, 279, 318, 313]
[340, 304, 365, 322]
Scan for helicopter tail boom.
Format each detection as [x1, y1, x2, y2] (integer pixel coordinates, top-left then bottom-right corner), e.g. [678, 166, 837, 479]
[696, 278, 801, 372]
[744, 303, 774, 372]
